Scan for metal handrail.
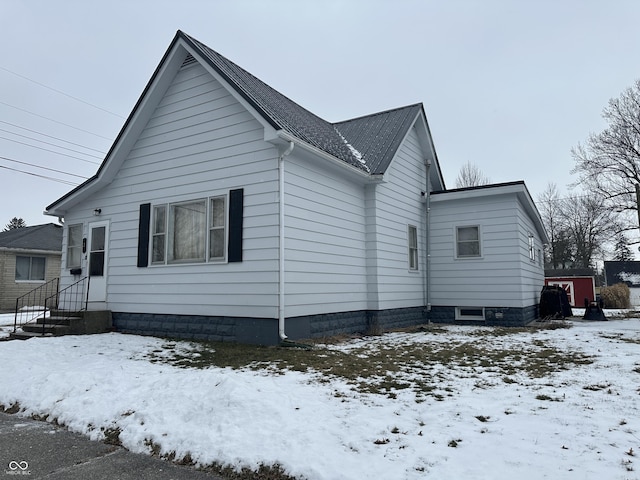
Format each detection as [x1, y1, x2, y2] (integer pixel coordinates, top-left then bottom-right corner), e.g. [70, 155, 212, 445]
[13, 278, 59, 332]
[41, 277, 89, 334]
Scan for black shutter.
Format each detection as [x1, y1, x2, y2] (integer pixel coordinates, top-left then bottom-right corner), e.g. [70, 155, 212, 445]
[137, 203, 151, 267]
[228, 189, 244, 262]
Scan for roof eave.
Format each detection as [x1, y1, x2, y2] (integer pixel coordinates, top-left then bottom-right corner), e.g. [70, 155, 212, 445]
[276, 131, 375, 181]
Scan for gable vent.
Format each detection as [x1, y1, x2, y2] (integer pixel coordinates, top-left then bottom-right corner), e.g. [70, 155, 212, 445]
[181, 54, 197, 68]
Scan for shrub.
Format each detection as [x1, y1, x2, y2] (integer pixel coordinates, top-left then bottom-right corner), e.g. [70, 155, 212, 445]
[600, 283, 631, 309]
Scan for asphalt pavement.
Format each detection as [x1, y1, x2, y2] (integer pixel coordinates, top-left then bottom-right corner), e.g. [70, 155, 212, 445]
[0, 412, 223, 479]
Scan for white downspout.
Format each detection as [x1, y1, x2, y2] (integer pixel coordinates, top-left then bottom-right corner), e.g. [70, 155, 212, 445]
[279, 141, 295, 341]
[425, 159, 432, 323]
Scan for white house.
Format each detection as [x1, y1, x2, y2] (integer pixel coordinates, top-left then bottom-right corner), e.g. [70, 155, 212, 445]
[45, 31, 548, 344]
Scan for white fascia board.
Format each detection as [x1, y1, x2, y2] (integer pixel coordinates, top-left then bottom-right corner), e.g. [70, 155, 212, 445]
[381, 110, 444, 189]
[276, 131, 381, 183]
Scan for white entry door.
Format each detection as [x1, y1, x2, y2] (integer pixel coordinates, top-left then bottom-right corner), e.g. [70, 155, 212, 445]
[87, 221, 109, 304]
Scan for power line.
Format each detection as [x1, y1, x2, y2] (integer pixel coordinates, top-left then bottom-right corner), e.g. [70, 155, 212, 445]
[0, 65, 125, 119]
[0, 128, 103, 159]
[0, 156, 89, 180]
[0, 100, 114, 140]
[0, 119, 106, 154]
[0, 164, 79, 186]
[0, 135, 101, 165]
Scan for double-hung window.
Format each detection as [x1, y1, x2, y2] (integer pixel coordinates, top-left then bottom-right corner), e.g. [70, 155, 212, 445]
[408, 225, 419, 270]
[15, 256, 46, 281]
[456, 226, 481, 258]
[67, 224, 83, 268]
[152, 195, 226, 264]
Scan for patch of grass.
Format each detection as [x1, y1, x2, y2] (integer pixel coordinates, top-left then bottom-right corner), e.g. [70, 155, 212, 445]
[535, 394, 563, 402]
[143, 328, 594, 398]
[0, 402, 21, 414]
[102, 426, 122, 446]
[201, 462, 300, 480]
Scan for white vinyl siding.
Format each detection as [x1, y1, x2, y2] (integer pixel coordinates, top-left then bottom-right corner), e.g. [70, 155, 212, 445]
[283, 149, 368, 317]
[59, 61, 281, 317]
[430, 188, 545, 309]
[366, 127, 427, 310]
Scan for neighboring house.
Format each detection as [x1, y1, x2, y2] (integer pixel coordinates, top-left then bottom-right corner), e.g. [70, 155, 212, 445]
[0, 224, 62, 311]
[44, 31, 547, 344]
[544, 269, 596, 307]
[604, 261, 640, 306]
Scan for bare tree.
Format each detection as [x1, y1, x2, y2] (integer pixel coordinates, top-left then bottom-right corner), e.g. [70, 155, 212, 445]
[538, 183, 569, 268]
[561, 194, 619, 268]
[572, 79, 640, 228]
[3, 217, 26, 231]
[455, 162, 490, 188]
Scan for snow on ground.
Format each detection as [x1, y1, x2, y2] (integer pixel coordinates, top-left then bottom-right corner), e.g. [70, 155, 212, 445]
[1, 318, 639, 479]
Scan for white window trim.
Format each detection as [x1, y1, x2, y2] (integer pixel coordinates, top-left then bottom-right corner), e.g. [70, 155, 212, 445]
[455, 307, 485, 320]
[528, 233, 536, 263]
[455, 225, 482, 259]
[15, 255, 46, 282]
[66, 223, 83, 269]
[408, 224, 419, 271]
[150, 194, 228, 266]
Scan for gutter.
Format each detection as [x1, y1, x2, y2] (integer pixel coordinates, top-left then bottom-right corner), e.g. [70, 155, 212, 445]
[278, 140, 295, 341]
[424, 159, 432, 322]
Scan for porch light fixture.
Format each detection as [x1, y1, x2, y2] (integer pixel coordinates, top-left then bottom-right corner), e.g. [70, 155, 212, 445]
[93, 208, 102, 216]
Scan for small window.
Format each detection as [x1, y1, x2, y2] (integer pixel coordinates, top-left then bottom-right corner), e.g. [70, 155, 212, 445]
[408, 225, 418, 270]
[151, 205, 166, 264]
[67, 224, 83, 268]
[16, 256, 46, 281]
[456, 307, 485, 320]
[456, 226, 480, 258]
[209, 196, 226, 260]
[528, 234, 535, 262]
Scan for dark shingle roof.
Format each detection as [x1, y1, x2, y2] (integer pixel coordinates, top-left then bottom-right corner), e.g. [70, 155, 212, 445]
[0, 224, 62, 252]
[334, 104, 422, 175]
[181, 32, 421, 175]
[604, 261, 640, 287]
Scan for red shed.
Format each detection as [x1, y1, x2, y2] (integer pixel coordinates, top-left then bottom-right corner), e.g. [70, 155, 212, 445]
[544, 276, 596, 307]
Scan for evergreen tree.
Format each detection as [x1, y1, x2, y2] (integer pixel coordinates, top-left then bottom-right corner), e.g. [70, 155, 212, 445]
[3, 217, 26, 231]
[613, 234, 634, 261]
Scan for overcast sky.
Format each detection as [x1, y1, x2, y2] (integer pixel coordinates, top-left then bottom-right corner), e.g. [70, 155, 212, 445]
[2, 0, 640, 228]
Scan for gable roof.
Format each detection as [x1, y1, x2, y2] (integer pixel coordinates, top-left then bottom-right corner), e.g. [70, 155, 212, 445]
[46, 30, 442, 215]
[0, 224, 62, 252]
[334, 104, 424, 175]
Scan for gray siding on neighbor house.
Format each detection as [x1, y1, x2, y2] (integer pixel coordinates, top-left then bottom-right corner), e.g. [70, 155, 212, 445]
[60, 61, 281, 318]
[429, 192, 535, 309]
[371, 126, 427, 310]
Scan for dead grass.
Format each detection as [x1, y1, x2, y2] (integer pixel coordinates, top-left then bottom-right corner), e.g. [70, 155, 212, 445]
[144, 324, 593, 401]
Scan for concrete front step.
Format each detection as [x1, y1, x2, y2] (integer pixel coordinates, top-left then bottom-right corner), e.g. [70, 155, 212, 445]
[12, 310, 113, 340]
